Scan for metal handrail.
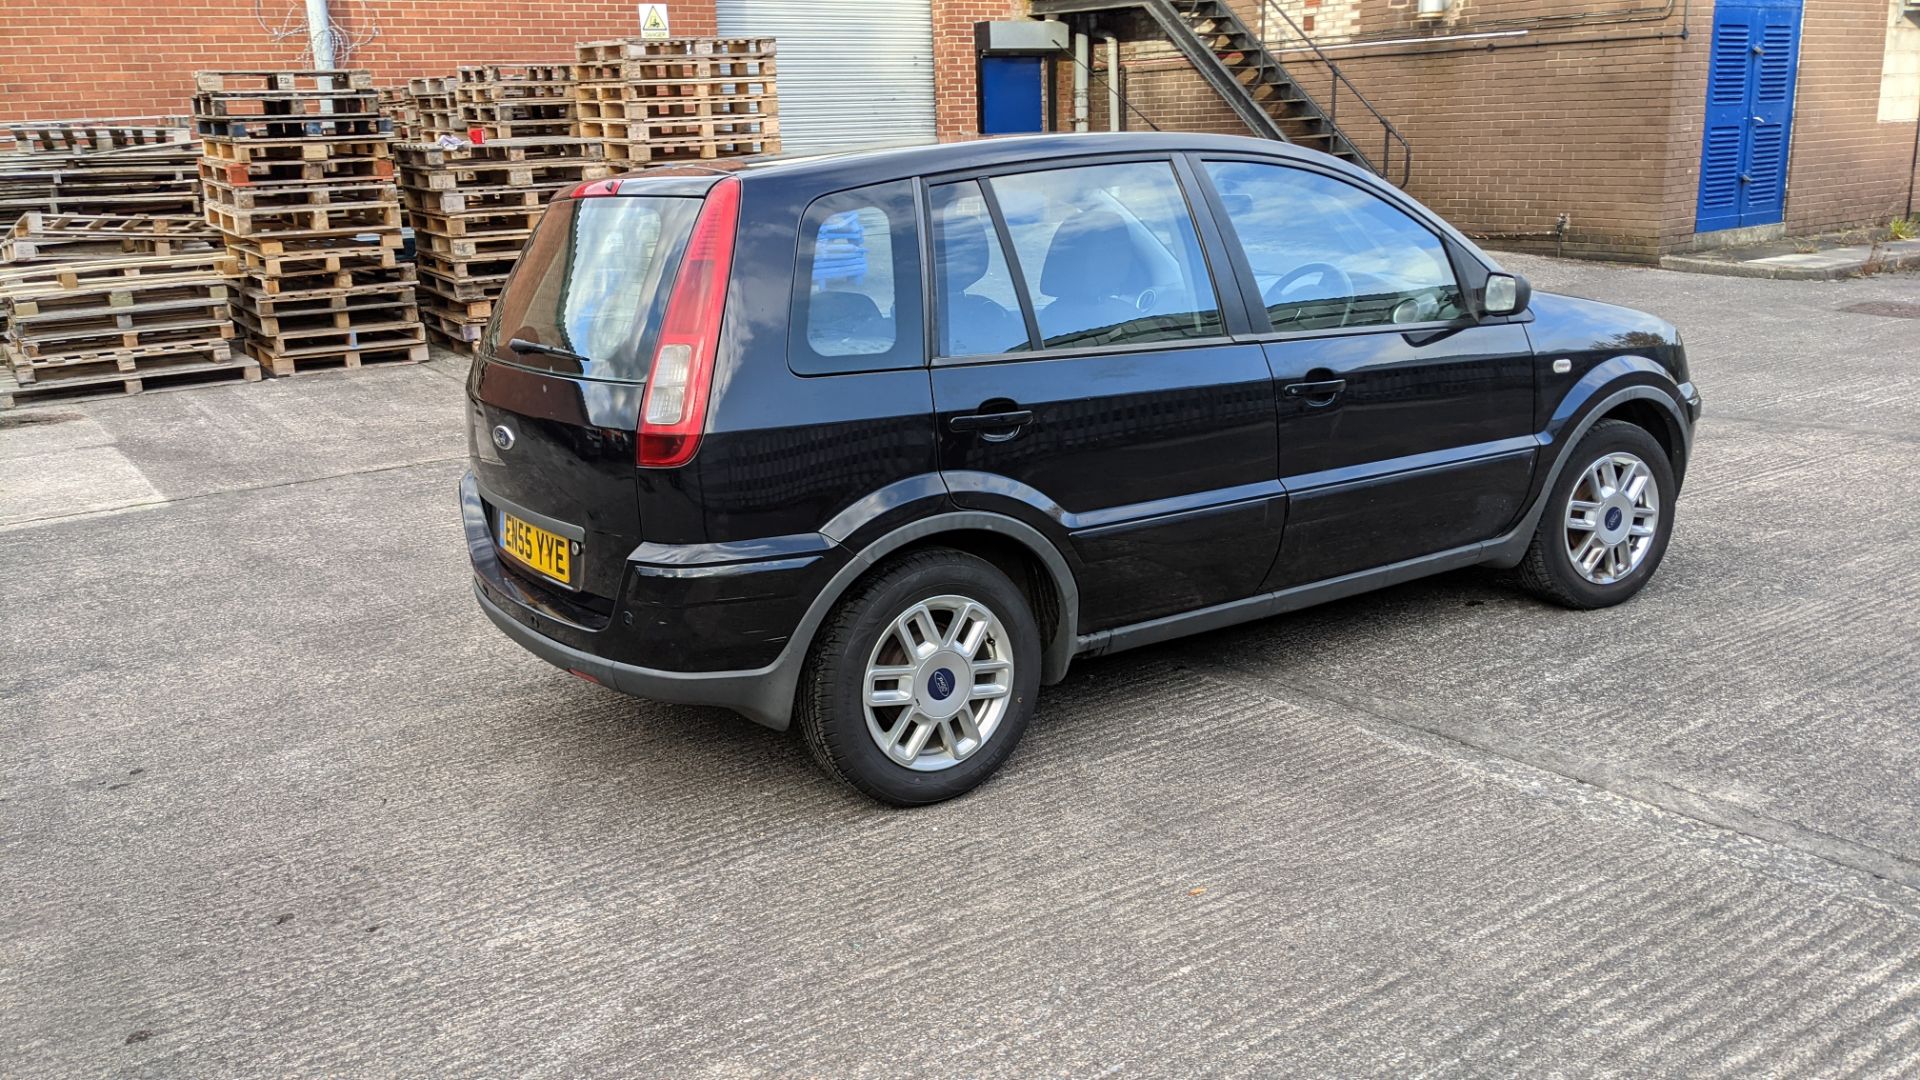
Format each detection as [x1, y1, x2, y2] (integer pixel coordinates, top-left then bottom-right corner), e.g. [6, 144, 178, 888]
[1252, 1, 1411, 185]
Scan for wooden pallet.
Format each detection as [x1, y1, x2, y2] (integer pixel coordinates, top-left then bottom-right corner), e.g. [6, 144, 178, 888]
[579, 115, 777, 143]
[195, 70, 375, 93]
[2, 211, 215, 262]
[199, 137, 392, 166]
[409, 205, 546, 237]
[574, 37, 776, 62]
[4, 337, 235, 382]
[1, 352, 259, 408]
[411, 249, 519, 283]
[231, 294, 421, 339]
[199, 175, 400, 210]
[198, 154, 394, 188]
[243, 336, 429, 376]
[0, 252, 236, 298]
[192, 113, 391, 142]
[204, 200, 403, 240]
[226, 237, 405, 281]
[7, 317, 236, 365]
[400, 184, 555, 215]
[574, 92, 776, 121]
[3, 119, 192, 154]
[601, 134, 779, 163]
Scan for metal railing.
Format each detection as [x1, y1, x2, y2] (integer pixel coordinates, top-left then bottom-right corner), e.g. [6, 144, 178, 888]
[1249, 0, 1412, 185]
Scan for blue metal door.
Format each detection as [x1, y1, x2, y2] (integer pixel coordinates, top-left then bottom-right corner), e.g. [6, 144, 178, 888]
[1696, 0, 1802, 233]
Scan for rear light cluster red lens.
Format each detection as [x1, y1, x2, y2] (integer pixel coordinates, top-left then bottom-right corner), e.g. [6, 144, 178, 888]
[638, 176, 740, 469]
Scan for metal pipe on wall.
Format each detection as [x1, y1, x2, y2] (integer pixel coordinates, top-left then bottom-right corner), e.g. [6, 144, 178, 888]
[306, 0, 335, 70]
[1072, 31, 1090, 131]
[1095, 30, 1121, 132]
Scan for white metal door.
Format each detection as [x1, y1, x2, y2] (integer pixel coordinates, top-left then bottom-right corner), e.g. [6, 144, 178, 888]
[716, 0, 938, 153]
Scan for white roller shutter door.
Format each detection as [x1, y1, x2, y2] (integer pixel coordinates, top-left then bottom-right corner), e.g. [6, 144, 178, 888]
[716, 0, 938, 153]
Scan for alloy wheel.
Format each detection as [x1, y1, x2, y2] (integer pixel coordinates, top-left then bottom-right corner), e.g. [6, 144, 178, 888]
[1564, 451, 1661, 585]
[862, 594, 1015, 772]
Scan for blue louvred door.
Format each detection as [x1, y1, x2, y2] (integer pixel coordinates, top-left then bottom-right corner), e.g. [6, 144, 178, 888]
[1697, 0, 1802, 233]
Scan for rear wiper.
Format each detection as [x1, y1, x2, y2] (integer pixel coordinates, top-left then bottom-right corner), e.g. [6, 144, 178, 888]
[509, 337, 592, 364]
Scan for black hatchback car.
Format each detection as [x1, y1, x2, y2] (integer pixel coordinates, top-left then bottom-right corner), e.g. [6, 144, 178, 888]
[463, 132, 1700, 805]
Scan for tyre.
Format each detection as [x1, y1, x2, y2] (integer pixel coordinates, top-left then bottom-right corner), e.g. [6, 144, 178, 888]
[1518, 419, 1677, 610]
[797, 549, 1042, 806]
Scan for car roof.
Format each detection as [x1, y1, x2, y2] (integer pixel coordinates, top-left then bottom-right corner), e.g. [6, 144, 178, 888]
[607, 131, 1371, 193]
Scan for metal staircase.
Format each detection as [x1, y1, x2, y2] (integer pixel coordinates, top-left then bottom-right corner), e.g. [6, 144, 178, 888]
[1031, 0, 1411, 185]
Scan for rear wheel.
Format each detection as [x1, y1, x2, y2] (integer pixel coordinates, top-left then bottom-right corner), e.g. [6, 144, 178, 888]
[798, 550, 1041, 806]
[1518, 419, 1676, 609]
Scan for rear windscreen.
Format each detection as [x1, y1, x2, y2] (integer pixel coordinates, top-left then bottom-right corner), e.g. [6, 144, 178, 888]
[483, 196, 701, 382]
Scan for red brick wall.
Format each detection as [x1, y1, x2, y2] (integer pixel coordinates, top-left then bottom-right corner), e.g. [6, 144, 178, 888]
[933, 0, 1029, 139]
[0, 0, 716, 123]
[1784, 0, 1920, 235]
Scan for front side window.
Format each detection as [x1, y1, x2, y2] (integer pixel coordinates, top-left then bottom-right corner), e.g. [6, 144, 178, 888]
[792, 179, 922, 372]
[988, 161, 1223, 350]
[1205, 160, 1464, 332]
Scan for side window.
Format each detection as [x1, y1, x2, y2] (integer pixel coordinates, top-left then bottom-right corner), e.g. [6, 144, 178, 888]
[987, 161, 1223, 350]
[930, 180, 1029, 358]
[791, 179, 923, 373]
[1204, 160, 1464, 332]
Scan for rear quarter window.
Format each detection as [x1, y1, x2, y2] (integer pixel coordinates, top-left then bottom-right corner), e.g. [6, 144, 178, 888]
[789, 179, 926, 375]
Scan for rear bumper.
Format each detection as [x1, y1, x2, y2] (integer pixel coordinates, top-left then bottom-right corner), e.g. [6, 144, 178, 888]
[472, 582, 799, 728]
[462, 471, 838, 729]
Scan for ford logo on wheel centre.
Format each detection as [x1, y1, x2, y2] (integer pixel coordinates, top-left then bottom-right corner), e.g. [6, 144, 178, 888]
[927, 668, 956, 701]
[492, 425, 515, 451]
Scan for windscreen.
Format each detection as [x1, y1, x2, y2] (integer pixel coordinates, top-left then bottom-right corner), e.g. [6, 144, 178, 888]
[483, 196, 701, 382]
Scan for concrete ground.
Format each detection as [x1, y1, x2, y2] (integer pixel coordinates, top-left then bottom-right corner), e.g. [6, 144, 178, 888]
[3, 256, 1919, 1076]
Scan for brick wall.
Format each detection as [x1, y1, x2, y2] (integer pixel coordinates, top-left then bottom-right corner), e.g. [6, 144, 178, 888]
[933, 0, 1029, 139]
[0, 0, 716, 123]
[1784, 0, 1920, 234]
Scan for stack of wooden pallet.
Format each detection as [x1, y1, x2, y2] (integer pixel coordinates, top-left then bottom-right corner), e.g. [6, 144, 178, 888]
[394, 137, 612, 352]
[572, 37, 778, 165]
[456, 63, 578, 141]
[0, 120, 202, 229]
[193, 69, 425, 377]
[0, 250, 256, 408]
[377, 87, 421, 143]
[408, 77, 462, 139]
[3, 212, 218, 263]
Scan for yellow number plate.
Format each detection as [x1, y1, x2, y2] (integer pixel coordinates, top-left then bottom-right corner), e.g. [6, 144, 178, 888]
[499, 512, 573, 586]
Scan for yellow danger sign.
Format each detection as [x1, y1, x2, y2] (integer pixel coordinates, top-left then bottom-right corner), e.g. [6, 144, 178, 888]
[639, 3, 670, 39]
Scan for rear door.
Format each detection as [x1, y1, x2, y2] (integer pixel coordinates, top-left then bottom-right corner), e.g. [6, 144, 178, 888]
[1195, 157, 1537, 590]
[468, 191, 700, 620]
[927, 157, 1282, 632]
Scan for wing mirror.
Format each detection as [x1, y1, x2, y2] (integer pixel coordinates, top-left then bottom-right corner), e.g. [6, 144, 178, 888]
[1481, 272, 1531, 317]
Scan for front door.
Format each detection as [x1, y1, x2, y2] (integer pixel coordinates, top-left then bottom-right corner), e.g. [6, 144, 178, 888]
[1696, 0, 1803, 233]
[925, 160, 1284, 632]
[1195, 157, 1538, 589]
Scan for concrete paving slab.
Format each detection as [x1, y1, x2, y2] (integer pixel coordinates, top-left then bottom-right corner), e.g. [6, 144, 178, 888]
[1, 260, 1917, 1075]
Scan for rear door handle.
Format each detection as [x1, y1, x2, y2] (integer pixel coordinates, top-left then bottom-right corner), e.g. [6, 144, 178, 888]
[1282, 379, 1347, 402]
[949, 409, 1034, 432]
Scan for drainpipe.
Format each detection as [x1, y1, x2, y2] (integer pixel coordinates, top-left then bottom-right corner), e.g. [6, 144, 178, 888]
[306, 0, 335, 69]
[1072, 31, 1090, 131]
[1095, 30, 1121, 131]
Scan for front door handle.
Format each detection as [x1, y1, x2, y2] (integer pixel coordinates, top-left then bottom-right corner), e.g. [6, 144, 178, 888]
[949, 409, 1034, 433]
[1282, 378, 1347, 404]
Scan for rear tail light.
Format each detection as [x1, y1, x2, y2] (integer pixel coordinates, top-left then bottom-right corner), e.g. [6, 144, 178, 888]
[637, 176, 740, 468]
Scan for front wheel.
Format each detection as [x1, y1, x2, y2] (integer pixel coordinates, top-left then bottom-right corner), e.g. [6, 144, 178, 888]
[1517, 419, 1677, 609]
[797, 549, 1041, 806]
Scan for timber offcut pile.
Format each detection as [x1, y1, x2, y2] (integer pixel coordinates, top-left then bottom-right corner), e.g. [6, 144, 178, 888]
[394, 137, 611, 352]
[193, 69, 425, 377]
[572, 37, 778, 164]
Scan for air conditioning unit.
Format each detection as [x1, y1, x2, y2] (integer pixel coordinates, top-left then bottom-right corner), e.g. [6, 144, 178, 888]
[1416, 0, 1452, 18]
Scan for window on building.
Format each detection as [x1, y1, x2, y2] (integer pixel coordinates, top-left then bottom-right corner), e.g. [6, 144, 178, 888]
[1205, 160, 1464, 332]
